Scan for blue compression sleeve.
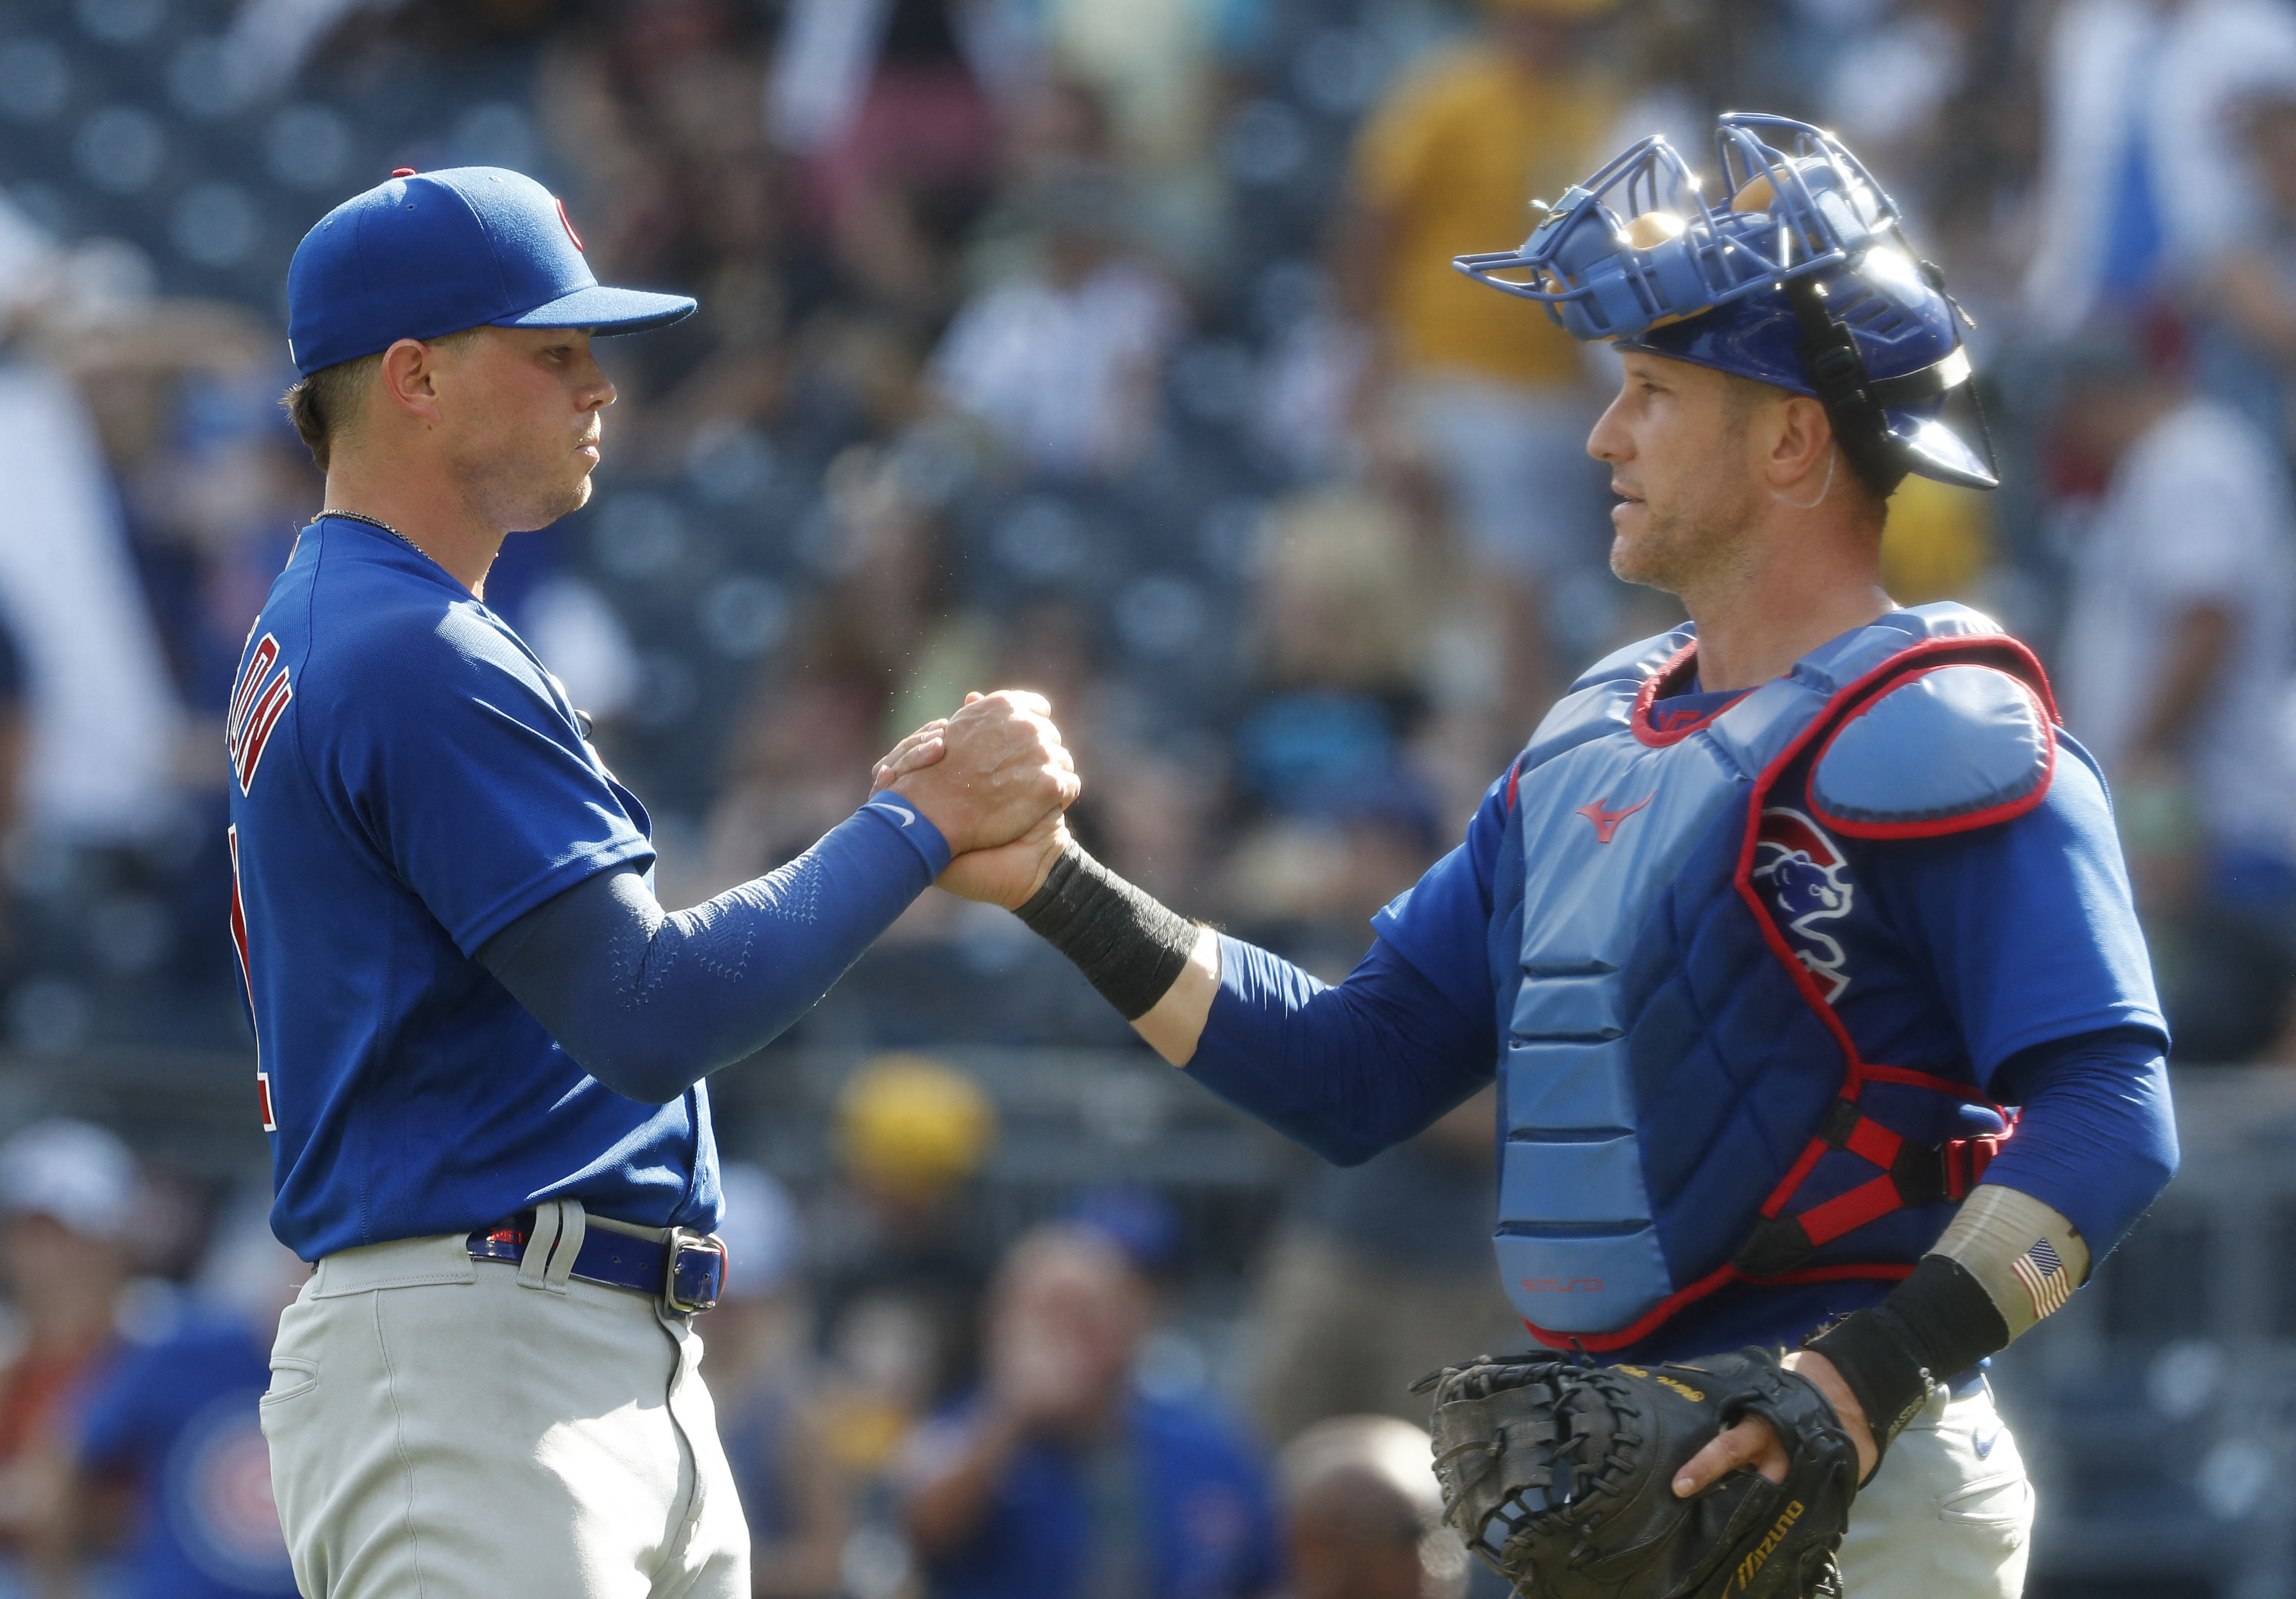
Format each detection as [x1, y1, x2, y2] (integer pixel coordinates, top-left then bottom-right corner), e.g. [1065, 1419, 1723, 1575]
[1183, 934, 1496, 1166]
[479, 804, 949, 1104]
[1981, 1024, 2177, 1257]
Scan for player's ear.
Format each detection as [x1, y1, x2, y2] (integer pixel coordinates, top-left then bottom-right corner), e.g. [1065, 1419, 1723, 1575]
[1765, 395, 1834, 491]
[376, 337, 445, 423]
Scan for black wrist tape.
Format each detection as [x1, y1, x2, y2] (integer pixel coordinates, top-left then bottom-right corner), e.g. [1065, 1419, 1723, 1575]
[1805, 1254, 2012, 1464]
[1804, 1304, 1930, 1469]
[1885, 1253, 2013, 1383]
[1014, 842, 1199, 1021]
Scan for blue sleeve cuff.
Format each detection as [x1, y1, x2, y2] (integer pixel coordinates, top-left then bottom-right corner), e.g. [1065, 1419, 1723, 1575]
[855, 797, 952, 877]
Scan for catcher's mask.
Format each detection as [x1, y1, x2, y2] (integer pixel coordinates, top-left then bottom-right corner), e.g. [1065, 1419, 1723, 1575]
[1452, 113, 1996, 494]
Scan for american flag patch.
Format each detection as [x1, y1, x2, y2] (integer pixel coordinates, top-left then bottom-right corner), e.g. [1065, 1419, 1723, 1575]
[2011, 1237, 2071, 1319]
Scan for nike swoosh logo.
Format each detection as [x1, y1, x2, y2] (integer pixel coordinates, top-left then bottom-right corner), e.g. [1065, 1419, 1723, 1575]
[1972, 1427, 1999, 1459]
[1576, 793, 1656, 844]
[868, 801, 918, 827]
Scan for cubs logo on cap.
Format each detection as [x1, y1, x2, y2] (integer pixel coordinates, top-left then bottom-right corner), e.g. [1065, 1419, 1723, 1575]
[285, 165, 695, 376]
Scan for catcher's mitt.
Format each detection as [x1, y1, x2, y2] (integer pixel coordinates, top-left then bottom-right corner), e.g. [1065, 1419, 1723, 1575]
[1414, 1347, 1857, 1599]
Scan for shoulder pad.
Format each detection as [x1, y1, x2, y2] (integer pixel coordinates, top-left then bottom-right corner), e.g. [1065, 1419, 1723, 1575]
[1896, 600, 2006, 640]
[1808, 664, 2055, 837]
[1565, 626, 1695, 696]
[1795, 604, 2007, 695]
[1514, 628, 1692, 779]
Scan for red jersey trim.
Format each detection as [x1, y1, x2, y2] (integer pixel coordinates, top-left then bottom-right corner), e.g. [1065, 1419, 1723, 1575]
[1630, 644, 1716, 745]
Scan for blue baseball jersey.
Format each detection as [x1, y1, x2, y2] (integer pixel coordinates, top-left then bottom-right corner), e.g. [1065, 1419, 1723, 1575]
[227, 515, 714, 1260]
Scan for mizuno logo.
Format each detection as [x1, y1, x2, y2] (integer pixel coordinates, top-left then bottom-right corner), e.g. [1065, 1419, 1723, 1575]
[868, 801, 918, 827]
[1576, 793, 1654, 843]
[1734, 1500, 1804, 1590]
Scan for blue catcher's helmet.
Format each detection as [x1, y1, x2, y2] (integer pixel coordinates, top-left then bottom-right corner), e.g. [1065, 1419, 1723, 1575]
[1452, 113, 1995, 491]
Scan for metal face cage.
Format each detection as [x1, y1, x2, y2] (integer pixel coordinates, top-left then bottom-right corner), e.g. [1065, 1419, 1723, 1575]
[1451, 113, 1908, 345]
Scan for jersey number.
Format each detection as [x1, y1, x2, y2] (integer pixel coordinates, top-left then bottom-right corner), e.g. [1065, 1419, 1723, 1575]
[227, 825, 274, 1133]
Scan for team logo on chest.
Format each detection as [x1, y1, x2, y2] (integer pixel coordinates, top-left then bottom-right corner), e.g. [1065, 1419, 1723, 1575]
[1751, 807, 1856, 1001]
[227, 634, 293, 796]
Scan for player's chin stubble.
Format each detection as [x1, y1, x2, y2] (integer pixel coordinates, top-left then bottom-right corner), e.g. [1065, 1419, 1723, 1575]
[462, 440, 595, 534]
[1611, 490, 1758, 597]
[1610, 424, 1766, 596]
[1609, 499, 1690, 592]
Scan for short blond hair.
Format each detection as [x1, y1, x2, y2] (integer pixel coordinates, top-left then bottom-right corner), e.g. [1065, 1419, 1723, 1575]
[279, 328, 480, 472]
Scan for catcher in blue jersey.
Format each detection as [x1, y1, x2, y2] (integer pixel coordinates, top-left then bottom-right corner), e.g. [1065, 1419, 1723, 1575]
[889, 116, 2178, 1597]
[234, 168, 1077, 1598]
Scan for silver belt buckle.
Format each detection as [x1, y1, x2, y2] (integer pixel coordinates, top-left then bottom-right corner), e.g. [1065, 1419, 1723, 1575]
[663, 1228, 727, 1315]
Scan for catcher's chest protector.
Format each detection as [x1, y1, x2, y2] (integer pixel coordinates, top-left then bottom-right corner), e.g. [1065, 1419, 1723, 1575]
[1494, 603, 2057, 1346]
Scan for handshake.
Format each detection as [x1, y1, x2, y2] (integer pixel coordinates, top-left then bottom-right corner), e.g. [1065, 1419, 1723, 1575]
[870, 687, 1210, 1050]
[869, 690, 1080, 910]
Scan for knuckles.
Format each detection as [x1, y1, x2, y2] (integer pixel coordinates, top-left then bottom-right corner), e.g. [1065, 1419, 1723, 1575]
[920, 694, 1078, 819]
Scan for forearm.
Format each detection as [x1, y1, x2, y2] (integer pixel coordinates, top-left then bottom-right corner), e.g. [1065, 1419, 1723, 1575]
[1011, 841, 1494, 1164]
[1971, 1027, 2177, 1251]
[1184, 935, 1491, 1164]
[1808, 1027, 2175, 1457]
[1131, 926, 1220, 1064]
[1004, 842, 1211, 1064]
[483, 805, 946, 1102]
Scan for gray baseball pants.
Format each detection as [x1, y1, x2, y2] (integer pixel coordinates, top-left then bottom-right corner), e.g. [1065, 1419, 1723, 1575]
[261, 1199, 748, 1598]
[1839, 1377, 2033, 1597]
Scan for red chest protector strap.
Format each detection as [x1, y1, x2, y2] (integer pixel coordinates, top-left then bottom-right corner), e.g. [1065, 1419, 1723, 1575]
[1733, 1098, 2005, 1277]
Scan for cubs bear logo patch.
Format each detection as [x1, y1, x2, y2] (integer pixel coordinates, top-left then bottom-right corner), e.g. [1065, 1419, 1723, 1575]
[1751, 806, 1856, 1001]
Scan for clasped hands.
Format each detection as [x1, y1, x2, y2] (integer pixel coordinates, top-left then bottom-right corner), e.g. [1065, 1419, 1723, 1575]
[871, 691, 1078, 908]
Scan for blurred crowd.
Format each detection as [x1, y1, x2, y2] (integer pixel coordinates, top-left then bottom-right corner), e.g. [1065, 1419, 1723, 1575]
[4, 0, 2296, 1063]
[0, 1072, 1492, 1599]
[6, 0, 2296, 1592]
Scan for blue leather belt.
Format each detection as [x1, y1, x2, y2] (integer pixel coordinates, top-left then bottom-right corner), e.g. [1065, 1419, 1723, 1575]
[466, 1211, 726, 1315]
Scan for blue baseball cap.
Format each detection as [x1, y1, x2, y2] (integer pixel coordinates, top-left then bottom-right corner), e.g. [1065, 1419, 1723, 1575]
[285, 165, 696, 376]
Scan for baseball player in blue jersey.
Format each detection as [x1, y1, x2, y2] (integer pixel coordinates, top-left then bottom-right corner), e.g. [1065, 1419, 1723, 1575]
[235, 166, 1077, 1598]
[892, 117, 2179, 1595]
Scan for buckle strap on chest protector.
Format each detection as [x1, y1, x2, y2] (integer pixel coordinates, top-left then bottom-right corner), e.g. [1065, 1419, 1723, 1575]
[1731, 1098, 2003, 1278]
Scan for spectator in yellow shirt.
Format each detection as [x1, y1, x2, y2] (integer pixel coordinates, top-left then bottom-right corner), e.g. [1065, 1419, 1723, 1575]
[1337, 0, 1622, 723]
